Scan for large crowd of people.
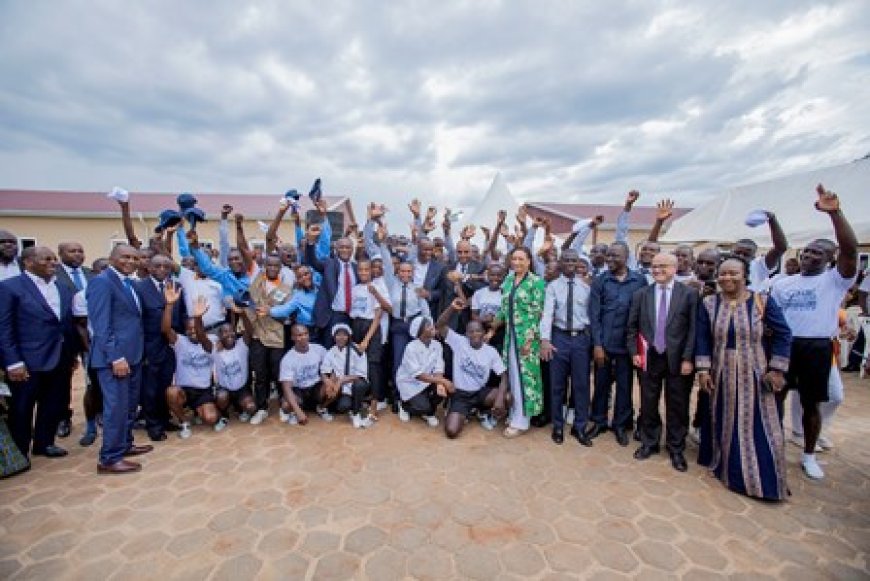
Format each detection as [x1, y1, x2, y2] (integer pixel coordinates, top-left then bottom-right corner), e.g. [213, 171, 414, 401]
[0, 184, 863, 502]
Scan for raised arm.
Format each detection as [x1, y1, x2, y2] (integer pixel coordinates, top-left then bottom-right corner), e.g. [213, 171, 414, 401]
[162, 282, 181, 344]
[118, 199, 142, 249]
[567, 216, 601, 254]
[443, 209, 456, 264]
[816, 184, 858, 279]
[647, 199, 674, 243]
[234, 213, 255, 273]
[266, 201, 290, 254]
[616, 190, 639, 244]
[315, 200, 332, 260]
[436, 298, 464, 337]
[487, 211, 506, 261]
[763, 212, 788, 271]
[191, 296, 213, 353]
[219, 205, 232, 267]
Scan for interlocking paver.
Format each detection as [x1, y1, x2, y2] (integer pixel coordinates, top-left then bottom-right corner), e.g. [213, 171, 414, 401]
[1, 372, 869, 579]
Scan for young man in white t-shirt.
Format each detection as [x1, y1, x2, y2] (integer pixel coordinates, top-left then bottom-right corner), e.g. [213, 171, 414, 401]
[437, 299, 508, 438]
[214, 306, 256, 426]
[471, 263, 506, 359]
[162, 285, 220, 439]
[769, 185, 858, 480]
[395, 316, 453, 427]
[278, 324, 333, 425]
[349, 259, 391, 412]
[321, 324, 373, 428]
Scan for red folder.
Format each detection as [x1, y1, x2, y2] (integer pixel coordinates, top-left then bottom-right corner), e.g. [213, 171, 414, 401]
[636, 333, 649, 372]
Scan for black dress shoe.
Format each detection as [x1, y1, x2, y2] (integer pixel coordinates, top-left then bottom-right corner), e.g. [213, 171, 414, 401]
[633, 428, 641, 442]
[79, 432, 97, 447]
[530, 415, 550, 428]
[148, 431, 168, 442]
[56, 419, 71, 438]
[614, 427, 629, 447]
[33, 445, 68, 458]
[574, 432, 593, 447]
[164, 422, 182, 432]
[551, 430, 564, 445]
[584, 423, 606, 439]
[569, 426, 579, 438]
[633, 445, 660, 460]
[670, 452, 688, 472]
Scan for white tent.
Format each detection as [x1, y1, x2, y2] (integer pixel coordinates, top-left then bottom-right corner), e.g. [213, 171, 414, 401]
[661, 158, 870, 247]
[464, 171, 521, 229]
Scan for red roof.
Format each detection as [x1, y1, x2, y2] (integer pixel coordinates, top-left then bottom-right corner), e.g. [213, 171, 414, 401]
[526, 202, 691, 226]
[0, 189, 351, 220]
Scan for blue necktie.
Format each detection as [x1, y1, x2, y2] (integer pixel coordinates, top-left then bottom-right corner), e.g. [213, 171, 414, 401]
[123, 277, 139, 309]
[71, 268, 85, 291]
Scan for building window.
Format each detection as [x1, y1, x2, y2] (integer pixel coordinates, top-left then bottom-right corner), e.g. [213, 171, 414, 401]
[18, 237, 36, 252]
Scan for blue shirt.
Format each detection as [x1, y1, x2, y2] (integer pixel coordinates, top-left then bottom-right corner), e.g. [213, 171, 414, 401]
[270, 288, 317, 326]
[589, 269, 649, 354]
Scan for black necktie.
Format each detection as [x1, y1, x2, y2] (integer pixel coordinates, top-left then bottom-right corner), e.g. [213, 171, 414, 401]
[566, 278, 574, 333]
[400, 283, 408, 319]
[344, 347, 352, 375]
[159, 281, 165, 295]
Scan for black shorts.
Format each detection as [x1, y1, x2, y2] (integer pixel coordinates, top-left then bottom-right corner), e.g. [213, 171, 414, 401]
[182, 387, 215, 409]
[448, 386, 496, 416]
[785, 338, 833, 405]
[292, 383, 323, 411]
[217, 387, 253, 410]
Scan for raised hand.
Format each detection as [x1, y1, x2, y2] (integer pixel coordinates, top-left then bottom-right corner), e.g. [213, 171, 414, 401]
[193, 295, 210, 318]
[422, 220, 436, 234]
[221, 204, 234, 218]
[426, 206, 437, 221]
[591, 215, 605, 226]
[815, 183, 840, 213]
[480, 226, 491, 241]
[517, 205, 528, 224]
[625, 190, 640, 209]
[656, 199, 675, 221]
[408, 198, 421, 218]
[375, 223, 388, 243]
[234, 213, 245, 225]
[451, 297, 466, 311]
[315, 199, 327, 215]
[164, 281, 181, 304]
[497, 210, 507, 225]
[461, 224, 476, 239]
[186, 229, 199, 248]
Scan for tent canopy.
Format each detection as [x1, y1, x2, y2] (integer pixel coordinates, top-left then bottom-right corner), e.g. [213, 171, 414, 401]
[661, 158, 870, 247]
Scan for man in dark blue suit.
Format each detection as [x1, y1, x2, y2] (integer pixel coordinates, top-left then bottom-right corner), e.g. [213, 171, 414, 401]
[306, 235, 358, 348]
[87, 244, 152, 474]
[134, 253, 186, 442]
[0, 246, 77, 459]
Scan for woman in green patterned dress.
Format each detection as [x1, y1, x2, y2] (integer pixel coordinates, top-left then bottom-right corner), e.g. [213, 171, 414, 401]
[489, 246, 546, 437]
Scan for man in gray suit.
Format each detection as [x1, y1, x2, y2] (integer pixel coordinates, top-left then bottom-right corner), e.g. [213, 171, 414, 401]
[627, 253, 697, 472]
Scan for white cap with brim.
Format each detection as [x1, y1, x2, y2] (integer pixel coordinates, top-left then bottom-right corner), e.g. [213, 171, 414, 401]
[331, 323, 352, 337]
[409, 316, 431, 339]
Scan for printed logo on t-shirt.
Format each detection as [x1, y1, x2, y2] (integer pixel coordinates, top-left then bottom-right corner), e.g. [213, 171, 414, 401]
[182, 351, 212, 371]
[459, 356, 489, 385]
[779, 289, 817, 312]
[479, 302, 500, 317]
[220, 359, 243, 381]
[295, 363, 321, 387]
[352, 295, 369, 312]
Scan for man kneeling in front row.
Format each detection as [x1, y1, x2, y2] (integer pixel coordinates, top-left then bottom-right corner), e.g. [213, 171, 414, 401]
[436, 299, 509, 438]
[278, 324, 336, 425]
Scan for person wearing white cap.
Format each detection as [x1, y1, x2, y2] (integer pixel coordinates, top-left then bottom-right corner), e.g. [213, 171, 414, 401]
[395, 316, 452, 426]
[321, 324, 373, 429]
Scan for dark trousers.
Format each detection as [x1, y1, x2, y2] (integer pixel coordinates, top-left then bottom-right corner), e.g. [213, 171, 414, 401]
[549, 329, 592, 432]
[591, 352, 634, 429]
[352, 319, 385, 402]
[390, 319, 412, 400]
[8, 367, 66, 456]
[141, 358, 175, 436]
[334, 380, 371, 415]
[403, 385, 443, 416]
[98, 363, 142, 465]
[638, 350, 691, 454]
[59, 359, 77, 422]
[250, 340, 284, 411]
[83, 366, 103, 422]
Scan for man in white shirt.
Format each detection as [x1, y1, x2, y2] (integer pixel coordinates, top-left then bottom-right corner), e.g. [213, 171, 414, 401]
[436, 299, 507, 439]
[0, 229, 21, 282]
[279, 325, 333, 425]
[395, 317, 452, 427]
[769, 185, 858, 480]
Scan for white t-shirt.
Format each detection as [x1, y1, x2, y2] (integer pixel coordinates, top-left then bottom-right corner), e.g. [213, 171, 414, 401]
[770, 268, 856, 338]
[444, 329, 505, 393]
[748, 256, 772, 292]
[350, 279, 390, 320]
[279, 344, 327, 389]
[858, 269, 870, 312]
[471, 287, 502, 319]
[214, 341, 249, 392]
[396, 338, 444, 401]
[173, 335, 216, 389]
[321, 345, 368, 395]
[280, 265, 296, 289]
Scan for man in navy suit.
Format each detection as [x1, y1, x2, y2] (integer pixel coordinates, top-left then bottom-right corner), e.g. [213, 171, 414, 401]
[87, 244, 152, 474]
[306, 235, 358, 348]
[53, 241, 94, 438]
[134, 253, 186, 442]
[0, 246, 77, 459]
[411, 237, 447, 318]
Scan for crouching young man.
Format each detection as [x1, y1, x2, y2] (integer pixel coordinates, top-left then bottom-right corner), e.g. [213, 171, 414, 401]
[322, 324, 374, 429]
[214, 307, 257, 424]
[437, 299, 508, 438]
[395, 316, 453, 427]
[163, 285, 220, 438]
[278, 324, 335, 425]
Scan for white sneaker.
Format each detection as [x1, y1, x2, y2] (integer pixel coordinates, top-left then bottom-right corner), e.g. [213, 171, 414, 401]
[689, 427, 701, 445]
[214, 417, 228, 432]
[376, 401, 388, 412]
[317, 407, 334, 422]
[193, 415, 203, 426]
[286, 413, 299, 426]
[250, 410, 268, 425]
[179, 422, 192, 439]
[817, 434, 834, 451]
[801, 455, 825, 480]
[238, 412, 251, 423]
[351, 413, 374, 429]
[423, 415, 439, 427]
[479, 414, 497, 431]
[398, 404, 410, 423]
[791, 432, 823, 452]
[279, 409, 290, 423]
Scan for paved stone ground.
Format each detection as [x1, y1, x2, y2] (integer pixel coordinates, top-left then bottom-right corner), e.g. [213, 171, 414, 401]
[2, 372, 869, 580]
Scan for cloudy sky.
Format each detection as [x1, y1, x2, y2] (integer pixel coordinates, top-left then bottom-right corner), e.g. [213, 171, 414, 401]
[1, 0, 868, 219]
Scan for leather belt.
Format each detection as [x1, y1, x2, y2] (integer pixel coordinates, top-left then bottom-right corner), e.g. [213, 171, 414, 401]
[554, 326, 588, 337]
